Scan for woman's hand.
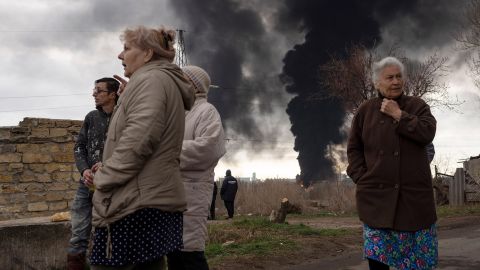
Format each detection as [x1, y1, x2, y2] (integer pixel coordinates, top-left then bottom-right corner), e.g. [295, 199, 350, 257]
[114, 74, 128, 95]
[381, 98, 402, 121]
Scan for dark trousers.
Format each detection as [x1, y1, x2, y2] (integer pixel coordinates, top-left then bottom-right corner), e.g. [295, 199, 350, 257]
[209, 196, 216, 220]
[167, 250, 209, 270]
[224, 200, 234, 218]
[368, 259, 389, 270]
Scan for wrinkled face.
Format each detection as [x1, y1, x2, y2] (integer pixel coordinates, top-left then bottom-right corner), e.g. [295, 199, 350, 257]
[92, 82, 116, 107]
[376, 65, 404, 99]
[118, 40, 147, 78]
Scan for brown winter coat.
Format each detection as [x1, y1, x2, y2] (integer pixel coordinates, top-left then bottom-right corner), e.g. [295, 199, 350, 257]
[92, 59, 195, 227]
[347, 94, 437, 231]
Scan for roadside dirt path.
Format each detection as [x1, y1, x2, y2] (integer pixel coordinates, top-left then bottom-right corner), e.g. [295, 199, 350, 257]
[214, 215, 480, 270]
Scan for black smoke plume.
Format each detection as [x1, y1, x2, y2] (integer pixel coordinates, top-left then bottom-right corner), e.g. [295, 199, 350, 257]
[170, 0, 285, 143]
[278, 0, 419, 186]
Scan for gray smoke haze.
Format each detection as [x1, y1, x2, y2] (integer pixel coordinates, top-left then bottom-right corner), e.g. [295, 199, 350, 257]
[169, 0, 289, 143]
[0, 0, 475, 178]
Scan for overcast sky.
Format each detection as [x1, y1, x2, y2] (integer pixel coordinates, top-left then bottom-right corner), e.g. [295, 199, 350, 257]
[0, 0, 479, 179]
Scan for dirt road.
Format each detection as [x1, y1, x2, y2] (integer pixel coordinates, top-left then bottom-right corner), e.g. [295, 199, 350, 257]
[280, 216, 480, 270]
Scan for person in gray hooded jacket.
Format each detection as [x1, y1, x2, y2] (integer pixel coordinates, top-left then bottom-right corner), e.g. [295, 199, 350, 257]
[167, 65, 226, 270]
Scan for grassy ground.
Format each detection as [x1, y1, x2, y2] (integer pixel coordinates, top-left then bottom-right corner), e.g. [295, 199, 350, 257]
[206, 203, 480, 267]
[436, 203, 480, 217]
[205, 217, 354, 266]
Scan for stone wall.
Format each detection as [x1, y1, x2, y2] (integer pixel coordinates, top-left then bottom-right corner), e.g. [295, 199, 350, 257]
[0, 118, 83, 221]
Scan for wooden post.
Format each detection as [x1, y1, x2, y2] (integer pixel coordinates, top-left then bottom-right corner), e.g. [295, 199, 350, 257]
[450, 168, 465, 206]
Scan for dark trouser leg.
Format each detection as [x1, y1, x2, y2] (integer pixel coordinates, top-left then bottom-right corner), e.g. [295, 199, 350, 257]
[68, 183, 93, 270]
[209, 197, 216, 220]
[167, 250, 209, 270]
[368, 259, 389, 270]
[224, 201, 234, 218]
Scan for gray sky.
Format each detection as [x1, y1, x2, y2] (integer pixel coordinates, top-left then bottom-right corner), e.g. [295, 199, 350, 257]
[0, 0, 479, 178]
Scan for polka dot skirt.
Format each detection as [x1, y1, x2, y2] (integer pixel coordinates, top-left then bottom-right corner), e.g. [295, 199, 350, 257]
[90, 208, 183, 266]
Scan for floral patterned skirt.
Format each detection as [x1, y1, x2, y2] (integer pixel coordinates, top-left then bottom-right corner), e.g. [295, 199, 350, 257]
[363, 224, 438, 270]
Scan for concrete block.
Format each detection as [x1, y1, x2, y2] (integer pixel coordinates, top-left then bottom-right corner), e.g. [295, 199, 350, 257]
[0, 217, 70, 269]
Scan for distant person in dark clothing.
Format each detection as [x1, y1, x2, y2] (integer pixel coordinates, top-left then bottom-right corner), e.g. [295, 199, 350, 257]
[209, 182, 218, 220]
[220, 170, 238, 219]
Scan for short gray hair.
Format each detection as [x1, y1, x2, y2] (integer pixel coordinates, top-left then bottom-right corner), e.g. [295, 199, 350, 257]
[372, 56, 405, 84]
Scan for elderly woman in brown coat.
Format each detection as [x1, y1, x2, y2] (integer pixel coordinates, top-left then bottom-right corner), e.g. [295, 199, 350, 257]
[347, 56, 437, 270]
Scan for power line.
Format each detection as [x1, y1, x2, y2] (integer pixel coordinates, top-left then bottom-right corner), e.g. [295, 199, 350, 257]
[0, 30, 122, 33]
[0, 93, 89, 99]
[0, 105, 90, 113]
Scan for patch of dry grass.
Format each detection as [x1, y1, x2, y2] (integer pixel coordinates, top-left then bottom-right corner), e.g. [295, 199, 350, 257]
[213, 180, 356, 217]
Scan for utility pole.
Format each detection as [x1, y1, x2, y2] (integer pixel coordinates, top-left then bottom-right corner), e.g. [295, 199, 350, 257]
[175, 29, 187, 67]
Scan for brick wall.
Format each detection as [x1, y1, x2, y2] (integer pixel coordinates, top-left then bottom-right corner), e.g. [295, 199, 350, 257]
[0, 118, 83, 221]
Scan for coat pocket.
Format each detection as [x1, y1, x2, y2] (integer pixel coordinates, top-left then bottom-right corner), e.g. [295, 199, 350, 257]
[92, 189, 114, 219]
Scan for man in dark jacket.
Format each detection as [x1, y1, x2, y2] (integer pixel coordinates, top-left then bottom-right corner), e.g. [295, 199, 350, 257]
[67, 77, 119, 270]
[220, 169, 238, 219]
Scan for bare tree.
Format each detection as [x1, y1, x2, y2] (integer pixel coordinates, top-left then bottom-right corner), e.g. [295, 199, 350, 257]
[317, 44, 461, 113]
[457, 0, 480, 89]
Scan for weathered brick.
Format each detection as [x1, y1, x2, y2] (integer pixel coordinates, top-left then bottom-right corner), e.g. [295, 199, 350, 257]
[30, 128, 49, 138]
[51, 136, 73, 143]
[0, 144, 16, 153]
[7, 193, 26, 202]
[1, 205, 23, 213]
[43, 143, 61, 153]
[18, 183, 44, 192]
[49, 201, 68, 211]
[8, 163, 24, 172]
[19, 172, 36, 183]
[16, 143, 40, 153]
[55, 120, 72, 128]
[0, 174, 13, 183]
[72, 171, 81, 180]
[52, 172, 72, 181]
[22, 153, 52, 163]
[26, 192, 46, 202]
[68, 126, 81, 135]
[19, 118, 39, 127]
[36, 174, 52, 183]
[49, 182, 69, 191]
[10, 127, 30, 137]
[49, 128, 68, 137]
[0, 184, 21, 194]
[65, 190, 77, 200]
[0, 128, 11, 140]
[38, 118, 56, 128]
[0, 153, 22, 163]
[28, 202, 48, 212]
[0, 195, 8, 205]
[45, 191, 65, 201]
[61, 142, 76, 152]
[28, 164, 45, 173]
[52, 152, 75, 163]
[44, 163, 72, 173]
